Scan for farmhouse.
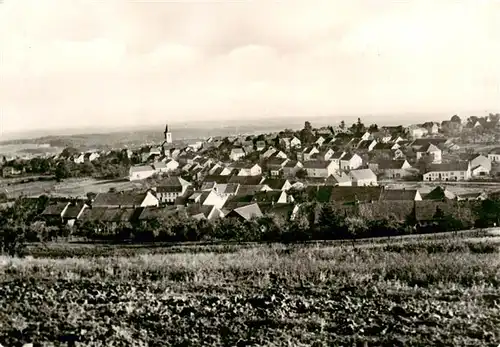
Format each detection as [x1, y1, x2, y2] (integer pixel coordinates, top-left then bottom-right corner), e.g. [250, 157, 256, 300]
[423, 162, 471, 181]
[214, 183, 240, 198]
[282, 160, 303, 177]
[225, 203, 263, 222]
[187, 190, 226, 209]
[93, 191, 159, 208]
[229, 147, 246, 161]
[416, 143, 442, 164]
[290, 137, 302, 148]
[153, 159, 179, 174]
[325, 172, 352, 186]
[261, 178, 292, 191]
[488, 148, 500, 163]
[377, 159, 413, 178]
[310, 149, 334, 161]
[185, 204, 224, 221]
[340, 153, 363, 171]
[349, 168, 377, 187]
[266, 157, 289, 176]
[470, 155, 491, 177]
[129, 165, 156, 181]
[300, 146, 320, 161]
[380, 189, 422, 201]
[330, 151, 346, 169]
[235, 163, 262, 176]
[303, 160, 337, 178]
[154, 177, 192, 203]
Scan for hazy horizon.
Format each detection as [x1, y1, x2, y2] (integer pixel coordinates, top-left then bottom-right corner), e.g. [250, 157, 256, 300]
[1, 110, 495, 143]
[1, 1, 499, 136]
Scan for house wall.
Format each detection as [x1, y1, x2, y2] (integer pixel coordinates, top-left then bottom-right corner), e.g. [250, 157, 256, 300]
[352, 178, 377, 187]
[158, 192, 182, 203]
[384, 168, 412, 178]
[423, 170, 470, 181]
[417, 150, 442, 164]
[305, 167, 328, 178]
[472, 166, 490, 177]
[203, 192, 226, 209]
[230, 152, 245, 161]
[340, 155, 362, 170]
[141, 192, 160, 207]
[488, 154, 500, 162]
[290, 138, 301, 148]
[129, 169, 155, 181]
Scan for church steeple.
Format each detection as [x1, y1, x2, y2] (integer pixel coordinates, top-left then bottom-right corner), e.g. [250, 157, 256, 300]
[163, 123, 172, 144]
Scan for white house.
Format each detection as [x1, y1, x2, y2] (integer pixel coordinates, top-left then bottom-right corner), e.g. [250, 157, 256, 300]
[153, 159, 179, 174]
[408, 126, 428, 138]
[349, 169, 378, 186]
[230, 148, 246, 161]
[214, 183, 240, 198]
[155, 177, 192, 203]
[423, 162, 471, 181]
[290, 137, 302, 148]
[267, 158, 290, 176]
[261, 147, 278, 159]
[327, 172, 352, 186]
[187, 190, 227, 209]
[303, 160, 337, 178]
[237, 164, 262, 176]
[488, 148, 500, 163]
[470, 155, 491, 177]
[312, 148, 334, 161]
[360, 131, 372, 141]
[330, 151, 346, 169]
[315, 136, 326, 146]
[269, 150, 288, 160]
[261, 178, 293, 191]
[340, 153, 363, 171]
[377, 159, 413, 178]
[282, 161, 303, 177]
[301, 146, 320, 161]
[416, 143, 442, 164]
[129, 165, 156, 181]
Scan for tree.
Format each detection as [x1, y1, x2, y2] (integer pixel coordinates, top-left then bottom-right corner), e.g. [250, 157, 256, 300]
[340, 120, 346, 130]
[345, 216, 368, 246]
[317, 204, 344, 239]
[450, 114, 461, 124]
[55, 162, 70, 181]
[350, 118, 366, 136]
[296, 169, 307, 179]
[368, 124, 379, 132]
[300, 122, 315, 144]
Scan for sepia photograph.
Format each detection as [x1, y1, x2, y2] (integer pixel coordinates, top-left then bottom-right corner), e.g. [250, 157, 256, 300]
[1, 0, 500, 346]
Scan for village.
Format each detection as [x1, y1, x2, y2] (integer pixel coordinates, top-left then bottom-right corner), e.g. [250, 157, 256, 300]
[2, 114, 500, 231]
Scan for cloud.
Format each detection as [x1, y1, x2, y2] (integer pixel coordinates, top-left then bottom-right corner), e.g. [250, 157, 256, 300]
[0, 0, 499, 134]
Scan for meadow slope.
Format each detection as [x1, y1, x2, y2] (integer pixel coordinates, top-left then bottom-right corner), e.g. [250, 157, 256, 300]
[1, 238, 500, 346]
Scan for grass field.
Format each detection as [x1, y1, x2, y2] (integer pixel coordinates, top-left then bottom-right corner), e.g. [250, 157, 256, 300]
[1, 235, 500, 346]
[51, 178, 142, 198]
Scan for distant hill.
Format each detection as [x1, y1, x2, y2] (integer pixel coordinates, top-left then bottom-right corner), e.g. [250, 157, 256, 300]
[1, 111, 489, 150]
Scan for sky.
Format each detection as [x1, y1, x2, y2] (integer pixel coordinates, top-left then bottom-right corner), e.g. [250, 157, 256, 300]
[0, 0, 499, 136]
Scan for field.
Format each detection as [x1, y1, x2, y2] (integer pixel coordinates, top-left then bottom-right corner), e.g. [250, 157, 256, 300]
[1, 235, 500, 346]
[0, 178, 142, 199]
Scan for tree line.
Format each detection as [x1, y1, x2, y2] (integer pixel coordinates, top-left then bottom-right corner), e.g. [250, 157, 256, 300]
[1, 196, 498, 256]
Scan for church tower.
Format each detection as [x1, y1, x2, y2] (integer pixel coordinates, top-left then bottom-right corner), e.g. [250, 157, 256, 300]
[164, 124, 172, 144]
